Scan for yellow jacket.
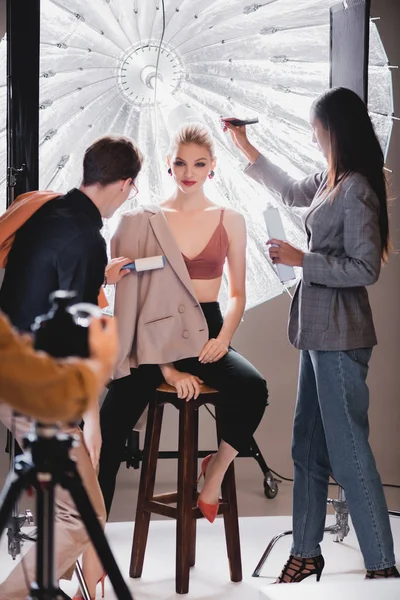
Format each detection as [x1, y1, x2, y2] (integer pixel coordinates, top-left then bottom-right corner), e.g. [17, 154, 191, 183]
[0, 311, 97, 422]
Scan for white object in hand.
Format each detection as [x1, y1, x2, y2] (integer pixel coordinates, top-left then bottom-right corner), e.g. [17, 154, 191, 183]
[123, 256, 165, 273]
[263, 206, 296, 283]
[134, 255, 165, 272]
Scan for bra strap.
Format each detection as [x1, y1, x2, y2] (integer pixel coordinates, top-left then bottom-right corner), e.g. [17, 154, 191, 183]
[219, 208, 225, 223]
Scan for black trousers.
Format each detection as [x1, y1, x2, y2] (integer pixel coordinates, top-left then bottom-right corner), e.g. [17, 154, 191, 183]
[98, 302, 268, 517]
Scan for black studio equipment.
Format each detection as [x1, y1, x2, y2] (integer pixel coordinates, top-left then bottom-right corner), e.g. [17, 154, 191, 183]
[0, 291, 135, 600]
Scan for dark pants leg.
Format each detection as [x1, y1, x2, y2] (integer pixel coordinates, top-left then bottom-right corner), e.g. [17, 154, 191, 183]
[175, 350, 268, 454]
[98, 365, 163, 517]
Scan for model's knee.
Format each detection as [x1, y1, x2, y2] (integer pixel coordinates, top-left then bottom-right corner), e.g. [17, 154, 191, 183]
[247, 372, 269, 410]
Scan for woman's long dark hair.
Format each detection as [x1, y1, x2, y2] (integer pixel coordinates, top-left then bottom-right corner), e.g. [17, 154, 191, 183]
[312, 87, 389, 261]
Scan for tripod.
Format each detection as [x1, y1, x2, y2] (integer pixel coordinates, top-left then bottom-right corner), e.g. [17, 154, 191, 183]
[0, 422, 134, 600]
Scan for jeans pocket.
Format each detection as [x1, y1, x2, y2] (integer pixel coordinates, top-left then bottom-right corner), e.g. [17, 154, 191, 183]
[346, 347, 372, 367]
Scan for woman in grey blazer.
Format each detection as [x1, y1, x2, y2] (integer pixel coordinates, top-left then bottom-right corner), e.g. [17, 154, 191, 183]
[223, 87, 399, 582]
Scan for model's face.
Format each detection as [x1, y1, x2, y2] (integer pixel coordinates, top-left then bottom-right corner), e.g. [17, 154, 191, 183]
[310, 114, 330, 160]
[168, 143, 216, 194]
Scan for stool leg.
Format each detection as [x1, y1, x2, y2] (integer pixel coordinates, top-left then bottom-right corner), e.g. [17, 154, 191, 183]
[176, 402, 196, 594]
[189, 408, 199, 568]
[215, 407, 243, 583]
[221, 462, 243, 582]
[129, 399, 164, 579]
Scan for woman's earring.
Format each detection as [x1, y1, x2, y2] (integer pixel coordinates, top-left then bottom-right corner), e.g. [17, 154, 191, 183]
[168, 167, 172, 176]
[208, 170, 215, 180]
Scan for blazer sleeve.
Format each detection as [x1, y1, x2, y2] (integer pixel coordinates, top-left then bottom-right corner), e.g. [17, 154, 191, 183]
[111, 211, 142, 379]
[0, 312, 97, 422]
[302, 180, 382, 288]
[244, 153, 325, 208]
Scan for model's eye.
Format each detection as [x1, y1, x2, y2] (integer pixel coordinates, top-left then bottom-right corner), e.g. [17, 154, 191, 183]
[195, 162, 206, 168]
[173, 161, 185, 167]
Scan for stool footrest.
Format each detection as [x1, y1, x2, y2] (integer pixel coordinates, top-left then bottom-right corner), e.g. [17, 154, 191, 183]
[143, 497, 230, 520]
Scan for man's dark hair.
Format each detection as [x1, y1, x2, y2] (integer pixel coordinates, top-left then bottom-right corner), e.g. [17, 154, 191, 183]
[82, 135, 143, 187]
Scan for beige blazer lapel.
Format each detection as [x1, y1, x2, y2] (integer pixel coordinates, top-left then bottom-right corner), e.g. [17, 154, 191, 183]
[148, 208, 198, 302]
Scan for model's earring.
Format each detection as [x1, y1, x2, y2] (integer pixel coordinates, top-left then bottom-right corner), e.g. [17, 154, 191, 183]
[168, 167, 172, 176]
[208, 170, 215, 180]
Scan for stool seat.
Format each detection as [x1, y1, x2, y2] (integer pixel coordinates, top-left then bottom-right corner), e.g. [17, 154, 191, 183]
[157, 382, 218, 395]
[130, 384, 242, 594]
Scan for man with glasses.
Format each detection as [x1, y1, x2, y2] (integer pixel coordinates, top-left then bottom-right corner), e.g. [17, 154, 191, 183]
[0, 135, 143, 599]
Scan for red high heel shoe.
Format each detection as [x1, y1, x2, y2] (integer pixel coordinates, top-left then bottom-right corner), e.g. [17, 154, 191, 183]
[72, 572, 107, 600]
[197, 453, 219, 523]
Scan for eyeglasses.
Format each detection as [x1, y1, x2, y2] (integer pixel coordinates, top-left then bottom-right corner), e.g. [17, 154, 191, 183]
[128, 180, 138, 200]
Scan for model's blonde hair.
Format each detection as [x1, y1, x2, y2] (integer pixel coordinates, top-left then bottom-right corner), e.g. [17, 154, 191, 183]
[168, 122, 216, 160]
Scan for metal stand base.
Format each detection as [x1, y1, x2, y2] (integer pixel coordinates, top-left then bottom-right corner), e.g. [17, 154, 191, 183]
[252, 486, 349, 577]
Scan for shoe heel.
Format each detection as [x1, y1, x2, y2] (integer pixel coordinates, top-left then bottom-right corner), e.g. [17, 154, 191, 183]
[99, 572, 106, 598]
[316, 572, 322, 582]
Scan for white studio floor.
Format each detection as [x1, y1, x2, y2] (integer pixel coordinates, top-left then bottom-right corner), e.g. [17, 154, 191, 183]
[1, 515, 399, 600]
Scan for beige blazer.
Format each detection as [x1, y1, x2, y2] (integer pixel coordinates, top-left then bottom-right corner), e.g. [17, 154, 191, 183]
[111, 205, 209, 379]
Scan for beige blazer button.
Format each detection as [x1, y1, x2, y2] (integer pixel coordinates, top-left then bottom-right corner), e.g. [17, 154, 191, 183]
[182, 330, 190, 339]
[178, 304, 186, 314]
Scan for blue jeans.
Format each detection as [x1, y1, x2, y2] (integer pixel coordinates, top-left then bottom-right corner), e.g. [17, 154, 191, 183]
[291, 349, 396, 570]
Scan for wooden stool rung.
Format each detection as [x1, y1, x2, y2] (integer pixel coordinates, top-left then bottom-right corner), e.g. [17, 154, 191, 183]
[151, 492, 179, 504]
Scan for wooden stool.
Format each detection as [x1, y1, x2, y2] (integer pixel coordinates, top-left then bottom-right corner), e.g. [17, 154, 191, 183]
[129, 383, 243, 594]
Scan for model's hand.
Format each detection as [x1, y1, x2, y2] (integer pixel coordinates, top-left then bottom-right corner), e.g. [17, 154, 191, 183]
[163, 369, 204, 401]
[267, 239, 305, 267]
[199, 338, 228, 364]
[105, 257, 132, 285]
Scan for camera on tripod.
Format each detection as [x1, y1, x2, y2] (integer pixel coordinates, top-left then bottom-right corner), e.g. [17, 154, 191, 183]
[32, 290, 103, 359]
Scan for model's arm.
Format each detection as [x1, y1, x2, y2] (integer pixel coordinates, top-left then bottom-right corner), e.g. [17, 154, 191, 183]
[201, 210, 247, 358]
[0, 312, 117, 423]
[111, 211, 141, 379]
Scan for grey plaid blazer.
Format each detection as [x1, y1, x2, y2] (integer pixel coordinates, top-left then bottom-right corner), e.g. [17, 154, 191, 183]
[245, 154, 381, 351]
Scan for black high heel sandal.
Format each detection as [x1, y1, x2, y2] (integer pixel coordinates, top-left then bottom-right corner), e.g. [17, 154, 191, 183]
[365, 566, 400, 579]
[275, 554, 325, 583]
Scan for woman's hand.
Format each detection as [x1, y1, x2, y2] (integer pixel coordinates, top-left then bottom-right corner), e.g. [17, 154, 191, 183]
[221, 119, 249, 150]
[221, 119, 260, 163]
[83, 413, 102, 469]
[163, 368, 204, 401]
[105, 257, 133, 285]
[199, 338, 228, 364]
[267, 239, 305, 267]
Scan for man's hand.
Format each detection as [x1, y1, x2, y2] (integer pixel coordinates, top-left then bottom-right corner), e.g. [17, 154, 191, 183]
[163, 368, 204, 401]
[199, 338, 228, 364]
[105, 257, 133, 285]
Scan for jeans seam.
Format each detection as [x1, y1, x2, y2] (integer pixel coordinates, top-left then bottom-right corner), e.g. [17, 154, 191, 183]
[337, 350, 386, 566]
[296, 356, 320, 556]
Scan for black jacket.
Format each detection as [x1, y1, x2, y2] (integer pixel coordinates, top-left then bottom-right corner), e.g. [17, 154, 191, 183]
[0, 189, 107, 332]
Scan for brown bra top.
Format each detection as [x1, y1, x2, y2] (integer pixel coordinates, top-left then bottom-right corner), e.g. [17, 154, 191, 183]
[182, 209, 229, 280]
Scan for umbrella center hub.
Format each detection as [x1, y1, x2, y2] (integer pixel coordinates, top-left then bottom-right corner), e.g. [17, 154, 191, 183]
[117, 40, 185, 106]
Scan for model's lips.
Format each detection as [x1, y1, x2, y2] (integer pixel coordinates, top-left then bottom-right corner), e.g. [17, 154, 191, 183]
[182, 180, 196, 186]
